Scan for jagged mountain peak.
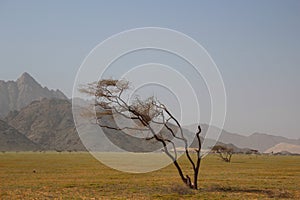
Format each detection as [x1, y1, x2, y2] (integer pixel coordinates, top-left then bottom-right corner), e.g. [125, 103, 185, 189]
[0, 72, 68, 117]
[16, 72, 40, 87]
[18, 72, 34, 81]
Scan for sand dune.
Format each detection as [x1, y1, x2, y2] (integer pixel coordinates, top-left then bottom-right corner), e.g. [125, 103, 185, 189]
[264, 142, 300, 154]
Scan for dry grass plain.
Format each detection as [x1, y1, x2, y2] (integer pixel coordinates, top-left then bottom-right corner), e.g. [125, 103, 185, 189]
[0, 152, 299, 199]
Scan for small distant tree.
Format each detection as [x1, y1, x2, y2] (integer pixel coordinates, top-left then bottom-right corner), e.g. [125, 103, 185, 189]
[80, 79, 203, 189]
[55, 149, 62, 153]
[212, 145, 233, 162]
[246, 149, 259, 155]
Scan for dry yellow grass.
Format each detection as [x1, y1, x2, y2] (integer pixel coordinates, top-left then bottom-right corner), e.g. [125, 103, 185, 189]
[0, 152, 299, 199]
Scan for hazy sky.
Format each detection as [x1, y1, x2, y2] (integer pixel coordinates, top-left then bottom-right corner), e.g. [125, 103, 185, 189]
[0, 0, 299, 139]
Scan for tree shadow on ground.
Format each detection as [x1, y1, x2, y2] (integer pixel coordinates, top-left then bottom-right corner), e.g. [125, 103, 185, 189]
[200, 185, 293, 199]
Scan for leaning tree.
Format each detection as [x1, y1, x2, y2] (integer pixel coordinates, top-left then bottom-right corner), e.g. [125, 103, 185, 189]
[80, 79, 203, 189]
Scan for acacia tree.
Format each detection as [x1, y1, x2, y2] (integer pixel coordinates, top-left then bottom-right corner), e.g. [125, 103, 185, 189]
[80, 79, 203, 189]
[212, 145, 233, 162]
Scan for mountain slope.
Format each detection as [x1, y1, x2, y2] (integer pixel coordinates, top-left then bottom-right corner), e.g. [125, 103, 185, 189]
[0, 72, 67, 117]
[6, 98, 86, 151]
[0, 119, 40, 151]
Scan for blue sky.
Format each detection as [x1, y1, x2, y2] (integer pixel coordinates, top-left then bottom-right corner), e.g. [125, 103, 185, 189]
[0, 0, 299, 138]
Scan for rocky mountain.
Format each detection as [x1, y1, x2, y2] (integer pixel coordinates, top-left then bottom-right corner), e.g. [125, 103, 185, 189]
[0, 72, 67, 117]
[0, 119, 40, 151]
[2, 95, 298, 153]
[5, 98, 86, 151]
[1, 73, 298, 152]
[3, 93, 298, 152]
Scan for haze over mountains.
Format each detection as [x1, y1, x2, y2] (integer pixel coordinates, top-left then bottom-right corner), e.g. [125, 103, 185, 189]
[186, 124, 300, 152]
[0, 72, 299, 153]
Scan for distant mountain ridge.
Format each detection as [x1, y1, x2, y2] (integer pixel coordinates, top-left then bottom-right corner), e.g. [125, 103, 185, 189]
[1, 96, 299, 152]
[185, 124, 300, 152]
[219, 131, 300, 152]
[0, 73, 298, 153]
[0, 72, 67, 117]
